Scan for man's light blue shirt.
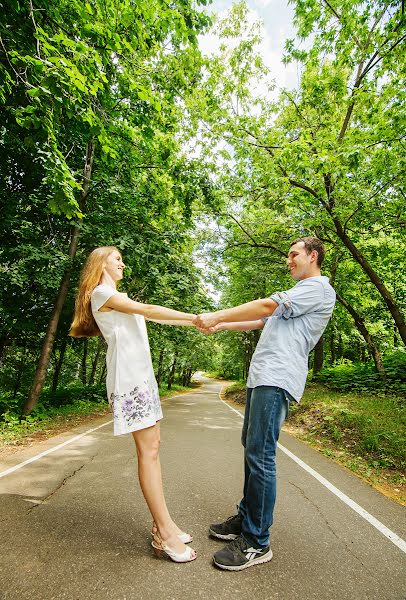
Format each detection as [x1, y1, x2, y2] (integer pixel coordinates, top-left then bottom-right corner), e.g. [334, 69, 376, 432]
[246, 275, 336, 401]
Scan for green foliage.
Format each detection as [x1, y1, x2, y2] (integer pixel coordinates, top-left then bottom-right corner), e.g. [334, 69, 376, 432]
[0, 0, 219, 418]
[1, 0, 405, 432]
[0, 379, 199, 444]
[1, 0, 211, 216]
[189, 0, 406, 379]
[39, 383, 106, 408]
[288, 383, 406, 473]
[0, 385, 109, 444]
[315, 351, 406, 394]
[0, 383, 106, 420]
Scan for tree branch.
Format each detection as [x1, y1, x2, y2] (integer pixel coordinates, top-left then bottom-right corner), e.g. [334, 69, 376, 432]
[225, 214, 286, 257]
[321, 0, 363, 51]
[361, 33, 406, 80]
[365, 135, 406, 148]
[338, 60, 364, 141]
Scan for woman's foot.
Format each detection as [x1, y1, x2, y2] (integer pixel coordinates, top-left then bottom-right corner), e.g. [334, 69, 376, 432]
[152, 521, 193, 544]
[152, 531, 197, 563]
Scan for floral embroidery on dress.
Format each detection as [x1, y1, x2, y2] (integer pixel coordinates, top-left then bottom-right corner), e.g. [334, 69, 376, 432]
[109, 382, 160, 426]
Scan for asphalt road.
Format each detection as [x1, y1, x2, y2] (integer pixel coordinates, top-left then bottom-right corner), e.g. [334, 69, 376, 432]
[0, 377, 405, 600]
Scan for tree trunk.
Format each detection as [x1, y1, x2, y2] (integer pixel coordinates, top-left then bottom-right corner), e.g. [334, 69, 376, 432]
[156, 349, 165, 385]
[81, 339, 88, 385]
[243, 331, 257, 379]
[23, 142, 95, 415]
[331, 216, 406, 346]
[184, 367, 192, 386]
[12, 343, 27, 398]
[89, 337, 103, 386]
[167, 352, 178, 390]
[99, 362, 107, 384]
[0, 336, 9, 368]
[313, 335, 324, 376]
[330, 325, 336, 364]
[52, 337, 68, 393]
[336, 292, 386, 378]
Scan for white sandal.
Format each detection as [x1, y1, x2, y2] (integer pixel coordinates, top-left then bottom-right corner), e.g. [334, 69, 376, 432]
[152, 521, 193, 544]
[151, 532, 197, 563]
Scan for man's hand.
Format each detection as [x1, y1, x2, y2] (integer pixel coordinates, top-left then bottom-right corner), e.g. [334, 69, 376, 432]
[195, 323, 222, 335]
[193, 313, 220, 331]
[193, 313, 223, 334]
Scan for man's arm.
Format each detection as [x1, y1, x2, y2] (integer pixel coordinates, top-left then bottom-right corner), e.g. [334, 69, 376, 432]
[194, 298, 277, 330]
[213, 320, 265, 332]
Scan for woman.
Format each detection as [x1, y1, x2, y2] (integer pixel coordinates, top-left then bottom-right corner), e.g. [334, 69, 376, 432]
[70, 246, 197, 563]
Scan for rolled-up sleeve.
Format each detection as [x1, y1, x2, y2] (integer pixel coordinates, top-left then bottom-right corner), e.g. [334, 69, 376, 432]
[270, 280, 325, 319]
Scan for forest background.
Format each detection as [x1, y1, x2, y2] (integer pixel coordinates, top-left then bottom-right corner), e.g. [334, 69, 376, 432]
[0, 0, 405, 499]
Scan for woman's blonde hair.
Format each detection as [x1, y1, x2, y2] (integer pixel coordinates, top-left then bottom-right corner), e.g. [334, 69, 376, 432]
[69, 246, 119, 337]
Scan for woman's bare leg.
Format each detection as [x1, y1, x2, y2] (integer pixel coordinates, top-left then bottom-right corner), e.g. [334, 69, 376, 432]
[132, 423, 192, 554]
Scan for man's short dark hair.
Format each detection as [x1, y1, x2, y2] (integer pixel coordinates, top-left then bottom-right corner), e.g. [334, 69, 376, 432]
[290, 237, 325, 267]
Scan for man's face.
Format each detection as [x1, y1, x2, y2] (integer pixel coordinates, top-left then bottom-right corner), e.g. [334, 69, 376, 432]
[287, 242, 317, 280]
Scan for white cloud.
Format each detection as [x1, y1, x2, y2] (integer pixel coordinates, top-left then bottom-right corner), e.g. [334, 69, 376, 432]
[199, 0, 299, 96]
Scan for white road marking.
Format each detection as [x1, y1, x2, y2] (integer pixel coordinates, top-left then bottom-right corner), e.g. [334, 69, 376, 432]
[218, 393, 406, 554]
[0, 420, 113, 479]
[0, 391, 188, 479]
[2, 385, 404, 555]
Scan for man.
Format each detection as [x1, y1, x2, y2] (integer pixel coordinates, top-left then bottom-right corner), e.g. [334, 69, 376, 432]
[194, 237, 336, 571]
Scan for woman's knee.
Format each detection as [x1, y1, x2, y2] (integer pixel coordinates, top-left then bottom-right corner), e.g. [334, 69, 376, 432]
[133, 430, 161, 461]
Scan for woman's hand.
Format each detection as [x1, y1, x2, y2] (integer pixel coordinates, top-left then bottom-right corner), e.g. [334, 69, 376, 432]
[193, 312, 219, 331]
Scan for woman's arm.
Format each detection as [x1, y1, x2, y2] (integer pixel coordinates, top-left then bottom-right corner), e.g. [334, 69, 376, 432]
[100, 294, 195, 322]
[148, 318, 196, 327]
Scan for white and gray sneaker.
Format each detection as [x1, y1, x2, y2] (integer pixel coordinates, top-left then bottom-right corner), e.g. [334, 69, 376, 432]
[209, 513, 242, 540]
[213, 535, 273, 571]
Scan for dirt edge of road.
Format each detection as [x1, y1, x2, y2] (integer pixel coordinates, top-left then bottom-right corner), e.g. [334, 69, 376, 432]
[0, 383, 202, 459]
[218, 382, 405, 507]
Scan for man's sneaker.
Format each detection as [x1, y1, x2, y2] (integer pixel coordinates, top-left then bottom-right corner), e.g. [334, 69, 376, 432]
[213, 535, 273, 571]
[209, 513, 242, 540]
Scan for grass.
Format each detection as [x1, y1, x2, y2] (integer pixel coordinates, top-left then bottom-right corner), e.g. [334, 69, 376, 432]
[0, 398, 110, 449]
[0, 382, 199, 450]
[288, 384, 405, 471]
[223, 381, 406, 505]
[202, 371, 229, 380]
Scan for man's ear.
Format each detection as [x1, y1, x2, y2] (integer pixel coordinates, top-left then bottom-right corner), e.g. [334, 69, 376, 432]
[310, 250, 318, 263]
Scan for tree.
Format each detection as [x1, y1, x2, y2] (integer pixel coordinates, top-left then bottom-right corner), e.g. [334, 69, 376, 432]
[1, 0, 214, 414]
[186, 1, 405, 372]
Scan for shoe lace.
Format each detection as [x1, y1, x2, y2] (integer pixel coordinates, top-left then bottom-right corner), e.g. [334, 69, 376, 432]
[227, 536, 247, 553]
[225, 513, 240, 524]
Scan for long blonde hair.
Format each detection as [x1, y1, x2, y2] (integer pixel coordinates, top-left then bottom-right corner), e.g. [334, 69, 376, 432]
[70, 246, 119, 337]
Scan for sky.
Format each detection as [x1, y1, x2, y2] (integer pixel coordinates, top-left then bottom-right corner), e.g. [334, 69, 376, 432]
[194, 0, 301, 300]
[198, 0, 300, 93]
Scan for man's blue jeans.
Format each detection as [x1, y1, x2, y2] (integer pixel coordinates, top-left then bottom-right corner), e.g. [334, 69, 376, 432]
[239, 386, 290, 548]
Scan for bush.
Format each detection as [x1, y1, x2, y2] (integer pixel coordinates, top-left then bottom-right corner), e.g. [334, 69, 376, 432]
[288, 383, 406, 473]
[315, 351, 406, 395]
[39, 384, 106, 408]
[0, 384, 107, 423]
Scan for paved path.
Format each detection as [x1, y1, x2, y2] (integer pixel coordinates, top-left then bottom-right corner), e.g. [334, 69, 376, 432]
[0, 378, 405, 600]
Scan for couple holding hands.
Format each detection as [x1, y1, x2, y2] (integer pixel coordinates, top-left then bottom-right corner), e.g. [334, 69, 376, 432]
[70, 237, 335, 571]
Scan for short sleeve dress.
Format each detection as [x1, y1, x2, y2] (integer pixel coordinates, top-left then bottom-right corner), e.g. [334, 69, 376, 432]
[91, 283, 163, 436]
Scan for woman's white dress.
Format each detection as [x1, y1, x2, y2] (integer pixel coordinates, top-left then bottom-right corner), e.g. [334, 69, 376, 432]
[91, 283, 162, 436]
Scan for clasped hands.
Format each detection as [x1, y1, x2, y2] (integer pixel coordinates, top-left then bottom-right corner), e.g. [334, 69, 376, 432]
[192, 313, 220, 335]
